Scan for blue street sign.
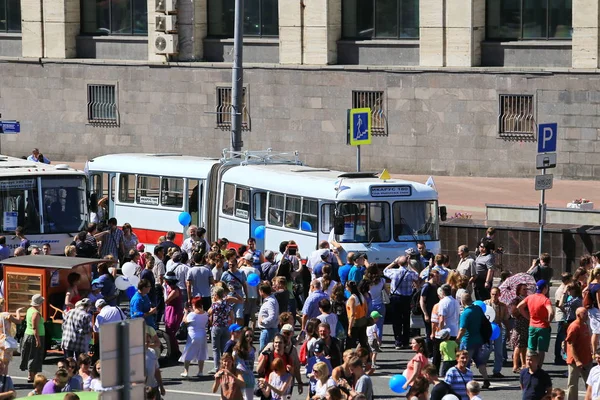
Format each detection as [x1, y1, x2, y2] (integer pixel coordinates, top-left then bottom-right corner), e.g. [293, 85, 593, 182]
[537, 123, 557, 153]
[0, 121, 20, 134]
[348, 108, 372, 146]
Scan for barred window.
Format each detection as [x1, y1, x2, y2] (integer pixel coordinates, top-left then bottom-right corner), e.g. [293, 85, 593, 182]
[87, 84, 119, 125]
[352, 90, 387, 136]
[216, 87, 250, 131]
[498, 94, 535, 139]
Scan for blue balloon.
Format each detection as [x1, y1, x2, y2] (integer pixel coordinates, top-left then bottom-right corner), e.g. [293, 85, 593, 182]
[254, 225, 266, 239]
[389, 374, 408, 394]
[178, 212, 192, 227]
[473, 300, 486, 313]
[126, 286, 137, 300]
[491, 322, 501, 341]
[301, 221, 312, 231]
[248, 273, 260, 287]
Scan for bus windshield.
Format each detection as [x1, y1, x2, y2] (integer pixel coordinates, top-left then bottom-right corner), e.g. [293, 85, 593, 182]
[42, 176, 88, 234]
[0, 176, 87, 235]
[393, 201, 439, 241]
[335, 202, 390, 243]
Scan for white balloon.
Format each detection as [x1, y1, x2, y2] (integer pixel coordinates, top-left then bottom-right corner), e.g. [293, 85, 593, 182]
[122, 262, 138, 278]
[115, 276, 131, 291]
[442, 395, 460, 400]
[128, 274, 140, 287]
[485, 306, 496, 322]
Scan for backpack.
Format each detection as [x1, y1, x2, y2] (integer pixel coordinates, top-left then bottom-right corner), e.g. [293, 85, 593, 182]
[298, 340, 309, 365]
[479, 306, 492, 343]
[584, 289, 595, 309]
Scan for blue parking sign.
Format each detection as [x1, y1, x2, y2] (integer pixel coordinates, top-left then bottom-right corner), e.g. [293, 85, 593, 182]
[537, 123, 557, 153]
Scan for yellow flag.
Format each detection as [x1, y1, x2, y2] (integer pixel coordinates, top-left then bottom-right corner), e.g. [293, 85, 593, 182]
[379, 169, 391, 181]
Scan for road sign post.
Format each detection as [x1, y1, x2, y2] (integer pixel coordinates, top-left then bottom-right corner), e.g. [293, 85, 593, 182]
[536, 123, 558, 256]
[347, 108, 372, 172]
[100, 318, 146, 400]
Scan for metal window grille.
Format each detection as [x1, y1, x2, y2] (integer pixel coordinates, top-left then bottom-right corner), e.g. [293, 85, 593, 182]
[352, 90, 387, 136]
[216, 87, 250, 131]
[87, 84, 119, 126]
[498, 94, 535, 140]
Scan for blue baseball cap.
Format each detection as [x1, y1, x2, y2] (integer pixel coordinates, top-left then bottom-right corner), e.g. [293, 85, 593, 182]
[229, 323, 243, 332]
[536, 280, 548, 293]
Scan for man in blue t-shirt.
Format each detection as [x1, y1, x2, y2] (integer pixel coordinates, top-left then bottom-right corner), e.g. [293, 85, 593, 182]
[457, 292, 490, 389]
[520, 350, 552, 400]
[338, 253, 354, 286]
[347, 252, 367, 283]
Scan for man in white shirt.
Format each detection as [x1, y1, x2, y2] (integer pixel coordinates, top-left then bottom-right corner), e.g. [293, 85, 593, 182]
[586, 349, 600, 400]
[27, 148, 50, 164]
[456, 245, 476, 293]
[466, 380, 483, 400]
[437, 284, 460, 339]
[181, 225, 210, 260]
[94, 299, 126, 332]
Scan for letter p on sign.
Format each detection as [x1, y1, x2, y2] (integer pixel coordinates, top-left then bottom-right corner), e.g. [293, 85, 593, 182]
[537, 123, 558, 153]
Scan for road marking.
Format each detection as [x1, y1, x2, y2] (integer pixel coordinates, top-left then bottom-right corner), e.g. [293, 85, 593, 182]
[165, 389, 220, 397]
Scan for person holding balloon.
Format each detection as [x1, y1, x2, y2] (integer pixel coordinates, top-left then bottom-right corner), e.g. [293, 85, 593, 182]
[484, 287, 510, 378]
[403, 337, 429, 391]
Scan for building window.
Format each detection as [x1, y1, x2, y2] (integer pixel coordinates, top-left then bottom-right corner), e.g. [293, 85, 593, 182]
[81, 0, 147, 35]
[486, 0, 572, 40]
[352, 91, 387, 136]
[87, 84, 119, 126]
[0, 0, 21, 33]
[342, 0, 419, 39]
[498, 94, 536, 139]
[208, 0, 278, 37]
[216, 87, 250, 131]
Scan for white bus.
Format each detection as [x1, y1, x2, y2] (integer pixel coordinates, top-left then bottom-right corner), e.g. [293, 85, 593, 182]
[0, 156, 88, 254]
[86, 151, 441, 263]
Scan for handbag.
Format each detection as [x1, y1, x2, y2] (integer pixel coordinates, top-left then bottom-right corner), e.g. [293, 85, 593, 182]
[176, 320, 188, 341]
[381, 287, 390, 305]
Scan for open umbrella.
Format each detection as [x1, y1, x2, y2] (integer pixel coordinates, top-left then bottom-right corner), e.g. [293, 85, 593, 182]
[498, 272, 537, 305]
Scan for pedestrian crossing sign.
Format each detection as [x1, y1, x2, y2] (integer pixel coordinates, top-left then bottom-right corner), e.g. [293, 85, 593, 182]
[348, 108, 372, 146]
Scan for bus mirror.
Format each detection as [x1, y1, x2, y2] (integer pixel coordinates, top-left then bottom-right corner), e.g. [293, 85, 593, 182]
[334, 216, 345, 235]
[439, 206, 447, 222]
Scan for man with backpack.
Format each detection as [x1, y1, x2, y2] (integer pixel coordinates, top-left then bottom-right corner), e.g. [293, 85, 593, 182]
[457, 293, 491, 389]
[517, 280, 554, 367]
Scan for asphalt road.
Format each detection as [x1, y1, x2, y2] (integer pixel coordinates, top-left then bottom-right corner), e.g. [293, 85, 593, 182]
[7, 318, 578, 400]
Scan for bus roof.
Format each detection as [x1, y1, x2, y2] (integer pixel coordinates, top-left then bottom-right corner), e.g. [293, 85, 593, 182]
[87, 153, 220, 179]
[0, 155, 83, 177]
[222, 164, 438, 201]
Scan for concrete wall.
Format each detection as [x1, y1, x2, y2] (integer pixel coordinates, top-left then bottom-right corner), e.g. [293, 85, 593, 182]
[0, 60, 600, 180]
[0, 35, 22, 57]
[76, 36, 148, 60]
[203, 39, 279, 63]
[482, 42, 573, 68]
[337, 41, 419, 66]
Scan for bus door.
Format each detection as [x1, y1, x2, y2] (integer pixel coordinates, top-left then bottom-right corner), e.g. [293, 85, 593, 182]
[251, 190, 267, 251]
[108, 173, 116, 219]
[187, 179, 201, 228]
[89, 172, 111, 224]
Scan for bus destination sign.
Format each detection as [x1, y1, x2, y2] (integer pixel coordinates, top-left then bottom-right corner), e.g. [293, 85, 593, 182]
[370, 186, 412, 197]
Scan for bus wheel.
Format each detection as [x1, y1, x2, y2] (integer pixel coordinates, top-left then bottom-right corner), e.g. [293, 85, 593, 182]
[156, 329, 171, 361]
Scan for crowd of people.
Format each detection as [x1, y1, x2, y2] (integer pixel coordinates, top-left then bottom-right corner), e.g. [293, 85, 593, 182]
[4, 222, 600, 400]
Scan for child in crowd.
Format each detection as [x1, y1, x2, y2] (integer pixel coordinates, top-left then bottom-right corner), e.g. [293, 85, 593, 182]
[28, 373, 47, 396]
[366, 311, 382, 369]
[87, 280, 104, 312]
[551, 388, 565, 400]
[438, 329, 457, 377]
[356, 347, 373, 376]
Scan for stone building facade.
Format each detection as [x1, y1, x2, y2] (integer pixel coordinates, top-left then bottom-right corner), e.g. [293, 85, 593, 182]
[0, 0, 598, 179]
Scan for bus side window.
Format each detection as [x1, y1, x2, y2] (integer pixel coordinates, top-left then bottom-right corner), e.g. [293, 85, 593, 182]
[284, 196, 301, 229]
[253, 192, 266, 221]
[235, 187, 250, 219]
[119, 174, 135, 203]
[301, 198, 317, 232]
[137, 175, 160, 205]
[222, 183, 235, 216]
[268, 193, 284, 226]
[161, 177, 184, 208]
